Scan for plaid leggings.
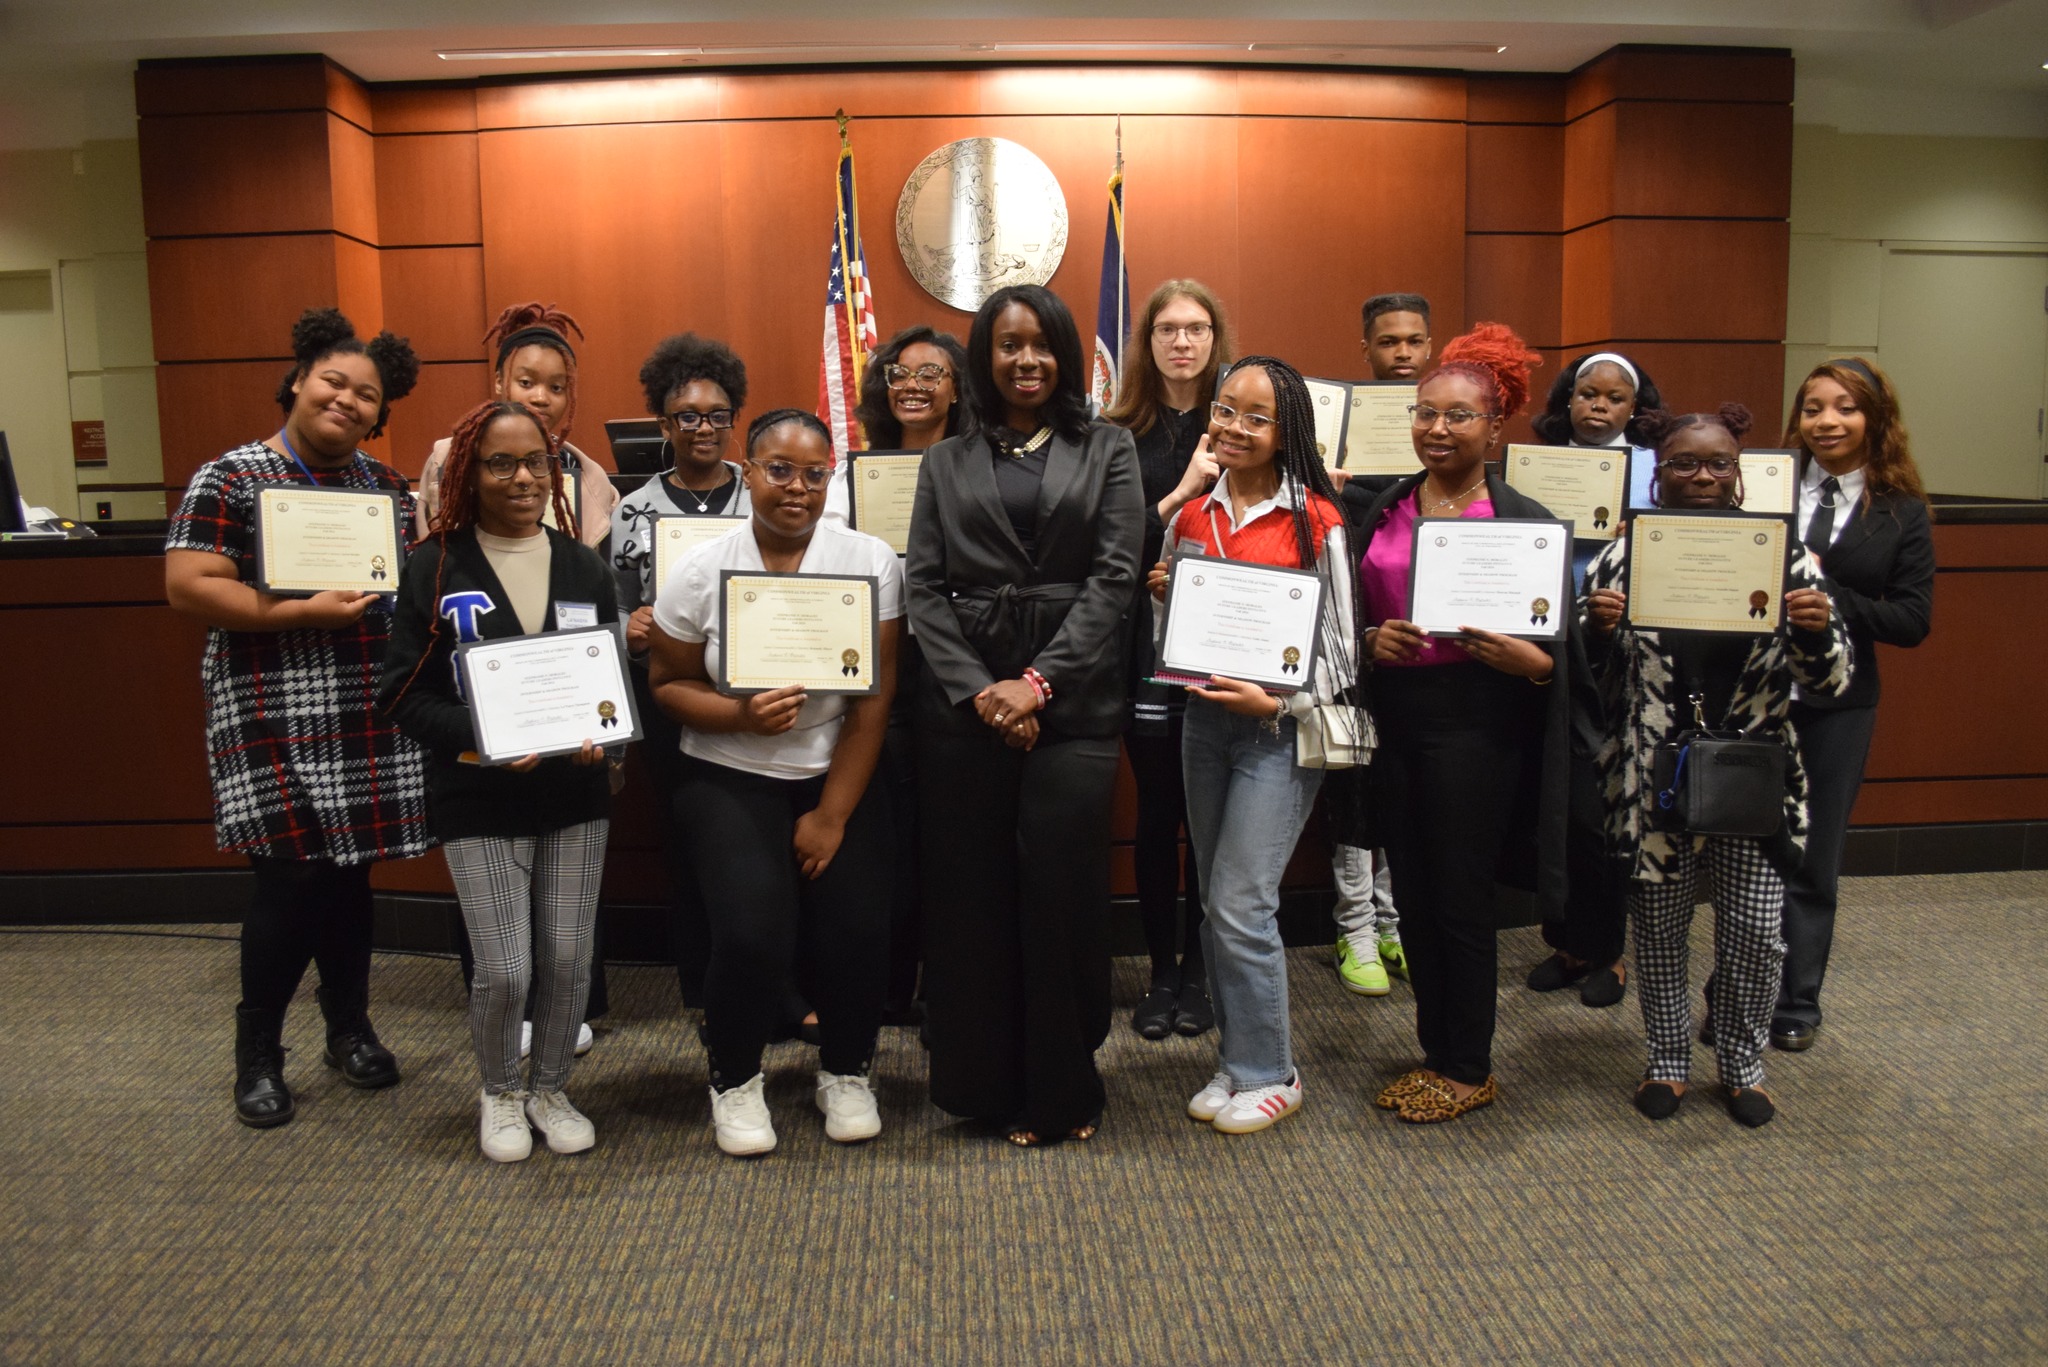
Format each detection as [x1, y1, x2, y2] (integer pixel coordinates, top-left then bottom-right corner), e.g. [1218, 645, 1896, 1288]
[1628, 835, 1786, 1089]
[443, 820, 609, 1095]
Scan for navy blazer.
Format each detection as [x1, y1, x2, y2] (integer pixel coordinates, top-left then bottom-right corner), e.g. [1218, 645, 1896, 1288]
[1801, 462, 1934, 712]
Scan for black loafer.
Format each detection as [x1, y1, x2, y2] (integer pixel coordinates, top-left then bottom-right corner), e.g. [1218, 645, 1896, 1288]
[1770, 1021, 1816, 1052]
[1633, 1080, 1683, 1121]
[1726, 1086, 1776, 1128]
[1173, 980, 1215, 1037]
[1580, 964, 1626, 1009]
[1132, 987, 1177, 1040]
[1526, 953, 1590, 993]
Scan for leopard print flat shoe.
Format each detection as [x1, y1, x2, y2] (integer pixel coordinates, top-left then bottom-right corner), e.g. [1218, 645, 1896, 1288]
[1394, 1074, 1497, 1124]
[1374, 1069, 1431, 1110]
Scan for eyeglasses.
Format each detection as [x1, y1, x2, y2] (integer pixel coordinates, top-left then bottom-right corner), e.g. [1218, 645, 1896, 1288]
[1209, 401, 1276, 434]
[884, 363, 951, 389]
[1408, 405, 1495, 430]
[1659, 457, 1740, 477]
[665, 408, 735, 431]
[1153, 323, 1213, 342]
[481, 453, 555, 480]
[747, 458, 835, 490]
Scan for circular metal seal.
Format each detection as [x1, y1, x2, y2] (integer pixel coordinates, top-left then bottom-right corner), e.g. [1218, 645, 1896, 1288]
[896, 137, 1069, 312]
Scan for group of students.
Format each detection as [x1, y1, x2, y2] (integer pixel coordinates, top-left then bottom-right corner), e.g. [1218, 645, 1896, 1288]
[164, 275, 1932, 1161]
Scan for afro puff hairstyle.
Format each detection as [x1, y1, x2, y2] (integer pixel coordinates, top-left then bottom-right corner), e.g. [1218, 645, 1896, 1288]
[273, 306, 421, 439]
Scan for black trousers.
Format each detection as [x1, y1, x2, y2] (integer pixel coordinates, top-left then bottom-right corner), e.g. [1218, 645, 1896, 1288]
[920, 729, 1119, 1133]
[1778, 700, 1877, 1029]
[1543, 745, 1629, 966]
[636, 666, 713, 1007]
[454, 904, 610, 1019]
[880, 705, 923, 1008]
[1125, 719, 1205, 986]
[676, 755, 893, 1083]
[1372, 664, 1539, 1086]
[241, 856, 374, 1015]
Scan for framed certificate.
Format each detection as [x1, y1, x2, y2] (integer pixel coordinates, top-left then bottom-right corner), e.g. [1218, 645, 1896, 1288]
[1342, 382, 1420, 475]
[1153, 553, 1326, 694]
[1624, 510, 1792, 635]
[457, 625, 640, 765]
[1407, 516, 1573, 640]
[539, 465, 582, 535]
[1739, 450, 1799, 516]
[1301, 378, 1350, 471]
[718, 572, 881, 696]
[652, 514, 747, 599]
[847, 450, 922, 555]
[253, 485, 406, 595]
[1502, 445, 1629, 542]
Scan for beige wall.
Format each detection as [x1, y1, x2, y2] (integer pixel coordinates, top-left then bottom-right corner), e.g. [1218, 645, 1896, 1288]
[1786, 125, 2048, 498]
[0, 139, 161, 521]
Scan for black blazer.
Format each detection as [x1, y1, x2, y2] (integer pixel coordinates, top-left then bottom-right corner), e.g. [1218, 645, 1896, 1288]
[906, 422, 1144, 739]
[1800, 463, 1934, 711]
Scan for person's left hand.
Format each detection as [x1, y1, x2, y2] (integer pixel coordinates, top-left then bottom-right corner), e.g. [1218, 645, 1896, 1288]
[793, 809, 847, 880]
[1784, 586, 1832, 633]
[503, 753, 542, 773]
[1453, 627, 1554, 680]
[568, 739, 605, 767]
[975, 677, 1041, 730]
[1186, 674, 1283, 719]
[1002, 715, 1040, 750]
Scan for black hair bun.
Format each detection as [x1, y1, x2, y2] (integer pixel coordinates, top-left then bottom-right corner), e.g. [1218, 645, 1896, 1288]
[291, 307, 357, 364]
[1716, 402, 1754, 442]
[365, 331, 421, 406]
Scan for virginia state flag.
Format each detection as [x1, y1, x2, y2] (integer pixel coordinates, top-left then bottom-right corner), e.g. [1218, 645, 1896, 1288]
[1090, 155, 1127, 413]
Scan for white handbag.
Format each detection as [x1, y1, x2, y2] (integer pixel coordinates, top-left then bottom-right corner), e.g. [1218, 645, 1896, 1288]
[1296, 701, 1374, 769]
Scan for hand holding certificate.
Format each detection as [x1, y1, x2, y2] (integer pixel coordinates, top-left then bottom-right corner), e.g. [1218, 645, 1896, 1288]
[847, 451, 922, 554]
[459, 625, 640, 765]
[1406, 517, 1573, 640]
[1623, 511, 1791, 634]
[719, 572, 880, 695]
[1502, 445, 1628, 542]
[1154, 553, 1325, 693]
[254, 485, 406, 595]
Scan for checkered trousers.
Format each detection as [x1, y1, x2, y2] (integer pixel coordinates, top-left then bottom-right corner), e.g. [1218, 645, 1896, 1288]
[167, 444, 429, 864]
[443, 820, 609, 1094]
[1628, 835, 1786, 1089]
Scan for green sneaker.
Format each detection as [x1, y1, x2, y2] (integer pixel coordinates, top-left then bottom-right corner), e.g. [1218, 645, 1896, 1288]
[1378, 936, 1409, 982]
[1335, 936, 1391, 996]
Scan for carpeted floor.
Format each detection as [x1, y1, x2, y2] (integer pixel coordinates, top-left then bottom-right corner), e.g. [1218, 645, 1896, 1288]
[2, 872, 2044, 1365]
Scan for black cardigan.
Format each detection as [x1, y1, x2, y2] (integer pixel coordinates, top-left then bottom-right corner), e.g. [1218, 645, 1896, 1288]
[1797, 467, 1934, 711]
[378, 526, 618, 840]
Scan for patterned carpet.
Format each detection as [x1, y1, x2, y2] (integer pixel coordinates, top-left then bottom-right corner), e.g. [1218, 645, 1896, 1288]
[2, 872, 2044, 1365]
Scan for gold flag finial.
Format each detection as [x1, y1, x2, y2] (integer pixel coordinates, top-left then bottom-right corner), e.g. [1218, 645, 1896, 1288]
[836, 108, 850, 145]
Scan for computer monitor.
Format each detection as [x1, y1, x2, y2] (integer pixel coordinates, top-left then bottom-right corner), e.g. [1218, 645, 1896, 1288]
[0, 433, 25, 534]
[605, 419, 667, 477]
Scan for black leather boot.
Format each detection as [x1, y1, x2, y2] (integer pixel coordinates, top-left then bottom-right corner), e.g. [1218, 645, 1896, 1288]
[234, 1005, 295, 1129]
[317, 984, 401, 1090]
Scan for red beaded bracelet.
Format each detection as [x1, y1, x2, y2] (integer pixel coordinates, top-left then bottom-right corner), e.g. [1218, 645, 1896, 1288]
[1023, 667, 1053, 707]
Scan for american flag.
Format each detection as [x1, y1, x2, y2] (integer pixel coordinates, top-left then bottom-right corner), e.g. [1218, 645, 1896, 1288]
[820, 120, 878, 457]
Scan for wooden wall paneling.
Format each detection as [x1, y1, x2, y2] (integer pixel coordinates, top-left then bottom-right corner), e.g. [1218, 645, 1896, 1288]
[1601, 219, 1789, 341]
[134, 56, 331, 118]
[369, 85, 479, 135]
[138, 112, 336, 238]
[382, 361, 491, 479]
[333, 236, 385, 336]
[1235, 118, 1466, 377]
[478, 122, 730, 435]
[0, 824, 238, 872]
[326, 113, 381, 243]
[1850, 778, 2048, 826]
[1925, 522, 2048, 569]
[1608, 102, 1792, 220]
[1572, 341, 1785, 433]
[475, 73, 722, 130]
[1565, 47, 1795, 121]
[1466, 124, 1562, 233]
[147, 235, 341, 362]
[978, 66, 1241, 117]
[714, 66, 984, 121]
[0, 555, 166, 607]
[322, 59, 375, 131]
[380, 248, 487, 363]
[1234, 67, 1466, 121]
[155, 361, 294, 487]
[1465, 74, 1564, 125]
[0, 607, 212, 823]
[1561, 105, 1617, 231]
[1465, 234, 1562, 348]
[1119, 113, 1242, 332]
[1559, 221, 1616, 345]
[373, 133, 483, 246]
[371, 854, 456, 896]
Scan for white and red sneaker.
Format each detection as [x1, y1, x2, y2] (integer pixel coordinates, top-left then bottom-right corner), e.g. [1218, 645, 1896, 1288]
[1210, 1073, 1303, 1134]
[1187, 1071, 1235, 1122]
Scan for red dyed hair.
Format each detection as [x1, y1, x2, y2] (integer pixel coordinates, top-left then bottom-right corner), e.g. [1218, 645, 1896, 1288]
[1429, 322, 1543, 420]
[485, 302, 585, 451]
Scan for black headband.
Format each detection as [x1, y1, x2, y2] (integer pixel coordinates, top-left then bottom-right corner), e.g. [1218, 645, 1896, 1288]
[496, 326, 575, 367]
[1823, 356, 1879, 391]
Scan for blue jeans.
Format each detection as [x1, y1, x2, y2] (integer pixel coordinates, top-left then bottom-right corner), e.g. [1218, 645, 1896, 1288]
[1183, 696, 1324, 1090]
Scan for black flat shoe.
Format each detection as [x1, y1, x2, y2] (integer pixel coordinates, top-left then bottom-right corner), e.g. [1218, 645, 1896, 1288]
[1173, 980, 1215, 1037]
[1131, 987, 1177, 1040]
[1770, 1021, 1816, 1052]
[316, 986, 400, 1089]
[1526, 953, 1590, 993]
[1633, 1080, 1683, 1120]
[1580, 964, 1626, 1009]
[1726, 1086, 1776, 1128]
[233, 1006, 295, 1129]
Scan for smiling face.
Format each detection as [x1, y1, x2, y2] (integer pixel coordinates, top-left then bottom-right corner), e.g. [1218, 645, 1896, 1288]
[1568, 361, 1637, 445]
[494, 343, 569, 435]
[661, 377, 736, 479]
[1410, 371, 1500, 482]
[1149, 293, 1216, 392]
[289, 352, 383, 459]
[1797, 375, 1870, 471]
[1209, 365, 1280, 479]
[887, 340, 957, 442]
[471, 413, 554, 538]
[743, 419, 833, 542]
[1656, 423, 1743, 509]
[990, 301, 1056, 428]
[1363, 309, 1432, 382]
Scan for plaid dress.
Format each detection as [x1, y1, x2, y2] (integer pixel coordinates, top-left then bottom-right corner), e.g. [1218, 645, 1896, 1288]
[166, 442, 431, 865]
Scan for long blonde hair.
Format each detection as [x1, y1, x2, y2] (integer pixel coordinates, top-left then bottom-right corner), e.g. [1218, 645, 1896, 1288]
[1103, 278, 1233, 435]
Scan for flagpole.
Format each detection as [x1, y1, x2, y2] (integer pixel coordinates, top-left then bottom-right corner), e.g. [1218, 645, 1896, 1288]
[1115, 116, 1126, 378]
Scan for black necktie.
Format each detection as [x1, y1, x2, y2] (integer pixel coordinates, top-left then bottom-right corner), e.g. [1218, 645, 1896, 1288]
[1804, 475, 1841, 558]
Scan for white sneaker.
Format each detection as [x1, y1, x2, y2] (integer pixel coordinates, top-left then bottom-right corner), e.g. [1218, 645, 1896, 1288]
[519, 1021, 594, 1060]
[520, 1021, 531, 1059]
[1210, 1073, 1303, 1134]
[524, 1089, 596, 1154]
[815, 1071, 882, 1143]
[709, 1073, 777, 1156]
[479, 1088, 532, 1163]
[1187, 1070, 1236, 1122]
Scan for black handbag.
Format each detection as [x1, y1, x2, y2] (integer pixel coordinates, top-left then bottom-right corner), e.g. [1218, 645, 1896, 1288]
[1650, 729, 1787, 837]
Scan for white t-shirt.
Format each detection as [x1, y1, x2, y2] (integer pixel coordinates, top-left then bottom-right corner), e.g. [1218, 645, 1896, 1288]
[654, 518, 906, 780]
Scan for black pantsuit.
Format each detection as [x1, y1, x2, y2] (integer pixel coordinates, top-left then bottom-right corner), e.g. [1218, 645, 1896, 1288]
[1779, 698, 1878, 1027]
[1544, 746, 1629, 966]
[1125, 721, 1205, 985]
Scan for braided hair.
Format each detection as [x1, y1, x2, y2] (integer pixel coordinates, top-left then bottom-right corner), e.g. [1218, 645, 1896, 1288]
[273, 306, 421, 439]
[484, 301, 584, 450]
[1640, 403, 1752, 508]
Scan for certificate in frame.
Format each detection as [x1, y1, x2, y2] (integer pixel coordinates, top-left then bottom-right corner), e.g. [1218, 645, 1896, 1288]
[846, 450, 922, 555]
[1737, 450, 1799, 516]
[652, 514, 748, 600]
[1501, 444, 1629, 542]
[457, 624, 641, 765]
[1341, 382, 1420, 475]
[1301, 378, 1351, 471]
[253, 485, 407, 596]
[1152, 552, 1326, 694]
[717, 571, 882, 697]
[1406, 516, 1573, 641]
[1621, 509, 1794, 636]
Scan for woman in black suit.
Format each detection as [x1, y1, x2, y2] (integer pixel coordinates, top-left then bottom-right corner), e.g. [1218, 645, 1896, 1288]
[907, 284, 1144, 1147]
[1770, 358, 1934, 1051]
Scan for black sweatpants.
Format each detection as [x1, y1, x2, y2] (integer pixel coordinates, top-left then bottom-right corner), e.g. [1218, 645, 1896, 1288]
[241, 856, 374, 1015]
[1126, 718, 1205, 988]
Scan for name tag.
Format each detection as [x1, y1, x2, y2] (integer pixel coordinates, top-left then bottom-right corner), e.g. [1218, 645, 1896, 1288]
[554, 601, 599, 630]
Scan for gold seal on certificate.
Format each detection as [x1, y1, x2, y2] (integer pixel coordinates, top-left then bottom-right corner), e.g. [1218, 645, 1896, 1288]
[718, 572, 881, 695]
[1343, 382, 1420, 475]
[253, 485, 407, 595]
[457, 625, 640, 765]
[1738, 450, 1798, 515]
[1302, 378, 1350, 470]
[847, 450, 922, 555]
[1407, 517, 1573, 640]
[1624, 511, 1791, 634]
[1153, 553, 1326, 694]
[652, 514, 747, 600]
[1502, 445, 1629, 542]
